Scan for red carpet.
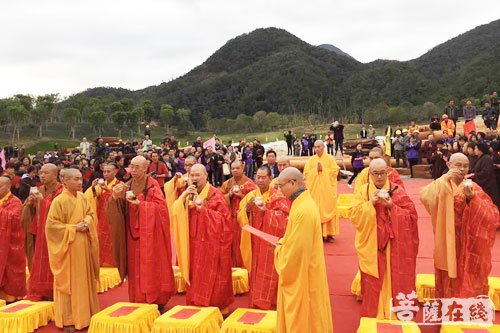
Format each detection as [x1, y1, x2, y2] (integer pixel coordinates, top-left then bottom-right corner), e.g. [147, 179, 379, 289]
[36, 179, 500, 332]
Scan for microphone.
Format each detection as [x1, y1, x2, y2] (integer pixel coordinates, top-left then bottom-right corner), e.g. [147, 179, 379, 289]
[189, 182, 198, 201]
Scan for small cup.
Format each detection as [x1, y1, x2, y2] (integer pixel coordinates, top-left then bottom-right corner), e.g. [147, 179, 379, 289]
[126, 190, 135, 200]
[98, 179, 105, 185]
[233, 185, 240, 193]
[254, 196, 263, 206]
[378, 189, 389, 199]
[194, 198, 203, 206]
[463, 179, 473, 188]
[182, 175, 189, 183]
[30, 187, 39, 194]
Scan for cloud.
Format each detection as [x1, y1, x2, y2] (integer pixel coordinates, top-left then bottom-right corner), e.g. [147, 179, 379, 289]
[0, 0, 498, 97]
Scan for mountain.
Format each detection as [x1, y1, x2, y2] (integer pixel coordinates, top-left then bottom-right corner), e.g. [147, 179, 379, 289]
[318, 44, 355, 60]
[73, 20, 500, 128]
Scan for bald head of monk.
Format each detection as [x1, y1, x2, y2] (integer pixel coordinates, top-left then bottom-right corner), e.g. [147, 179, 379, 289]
[190, 163, 208, 191]
[368, 147, 385, 161]
[39, 163, 58, 185]
[0, 176, 12, 198]
[231, 160, 244, 180]
[313, 140, 325, 157]
[184, 155, 197, 175]
[63, 168, 83, 193]
[130, 155, 148, 180]
[369, 158, 388, 189]
[277, 156, 291, 172]
[446, 152, 469, 183]
[277, 167, 305, 199]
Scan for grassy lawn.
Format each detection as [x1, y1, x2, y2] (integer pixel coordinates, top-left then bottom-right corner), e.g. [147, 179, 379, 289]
[0, 122, 386, 154]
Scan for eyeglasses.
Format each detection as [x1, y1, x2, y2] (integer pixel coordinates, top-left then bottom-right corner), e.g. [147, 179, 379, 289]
[370, 171, 387, 178]
[277, 179, 295, 188]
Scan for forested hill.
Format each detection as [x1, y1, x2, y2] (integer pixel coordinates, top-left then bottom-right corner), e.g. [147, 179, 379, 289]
[72, 20, 500, 128]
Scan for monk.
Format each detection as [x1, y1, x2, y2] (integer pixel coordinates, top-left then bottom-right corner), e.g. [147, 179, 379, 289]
[164, 155, 197, 224]
[420, 153, 499, 298]
[220, 160, 257, 267]
[107, 156, 175, 306]
[23, 163, 63, 300]
[274, 167, 333, 333]
[237, 166, 289, 309]
[173, 164, 234, 311]
[348, 159, 419, 318]
[0, 177, 26, 302]
[270, 156, 291, 189]
[84, 163, 120, 267]
[354, 147, 405, 193]
[303, 140, 340, 242]
[46, 168, 99, 331]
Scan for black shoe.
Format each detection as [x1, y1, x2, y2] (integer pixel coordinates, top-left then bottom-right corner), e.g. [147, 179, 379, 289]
[326, 236, 335, 243]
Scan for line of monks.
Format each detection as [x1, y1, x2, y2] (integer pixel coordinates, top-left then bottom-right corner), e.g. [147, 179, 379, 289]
[0, 140, 498, 333]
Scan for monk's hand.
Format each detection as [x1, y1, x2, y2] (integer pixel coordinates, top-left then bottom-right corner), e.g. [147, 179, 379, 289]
[182, 185, 197, 200]
[112, 183, 126, 199]
[76, 221, 89, 232]
[246, 197, 255, 212]
[446, 168, 464, 183]
[175, 172, 182, 180]
[371, 191, 379, 206]
[256, 202, 266, 211]
[463, 184, 475, 199]
[380, 196, 393, 209]
[317, 162, 323, 173]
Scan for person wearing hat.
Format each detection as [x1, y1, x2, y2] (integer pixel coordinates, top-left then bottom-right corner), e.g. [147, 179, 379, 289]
[391, 130, 405, 168]
[441, 114, 455, 137]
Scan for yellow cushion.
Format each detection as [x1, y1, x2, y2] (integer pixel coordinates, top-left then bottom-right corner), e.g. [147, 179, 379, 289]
[488, 277, 500, 311]
[220, 308, 276, 333]
[89, 302, 160, 333]
[415, 274, 435, 302]
[152, 305, 222, 333]
[356, 317, 421, 333]
[351, 270, 362, 300]
[232, 268, 249, 295]
[440, 323, 500, 332]
[337, 194, 354, 219]
[97, 267, 122, 293]
[0, 300, 54, 333]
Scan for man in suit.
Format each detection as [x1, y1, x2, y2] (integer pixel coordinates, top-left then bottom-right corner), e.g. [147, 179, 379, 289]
[262, 150, 280, 179]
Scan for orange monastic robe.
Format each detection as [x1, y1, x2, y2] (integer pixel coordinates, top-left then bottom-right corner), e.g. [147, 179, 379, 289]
[173, 184, 234, 310]
[274, 190, 333, 333]
[237, 187, 289, 309]
[107, 176, 175, 305]
[349, 180, 419, 319]
[45, 189, 99, 330]
[420, 177, 499, 298]
[84, 178, 120, 267]
[303, 152, 340, 237]
[26, 183, 63, 300]
[221, 176, 257, 267]
[354, 166, 405, 194]
[0, 193, 26, 300]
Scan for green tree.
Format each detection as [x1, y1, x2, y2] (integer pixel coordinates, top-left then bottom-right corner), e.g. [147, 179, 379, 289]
[111, 111, 128, 138]
[176, 108, 193, 134]
[120, 98, 134, 112]
[33, 94, 58, 137]
[141, 100, 156, 122]
[423, 101, 438, 119]
[89, 110, 107, 136]
[265, 112, 282, 130]
[63, 108, 79, 139]
[159, 104, 175, 130]
[7, 104, 30, 142]
[235, 114, 254, 132]
[253, 110, 267, 130]
[132, 107, 144, 134]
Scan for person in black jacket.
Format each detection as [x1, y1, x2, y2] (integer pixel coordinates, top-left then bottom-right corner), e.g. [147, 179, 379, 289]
[472, 143, 500, 210]
[284, 131, 293, 155]
[330, 121, 344, 156]
[261, 150, 280, 179]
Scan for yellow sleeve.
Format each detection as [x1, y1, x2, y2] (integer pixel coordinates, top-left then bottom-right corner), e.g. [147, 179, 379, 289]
[354, 168, 369, 194]
[164, 177, 182, 229]
[84, 186, 99, 218]
[172, 196, 190, 284]
[237, 191, 255, 271]
[348, 188, 378, 278]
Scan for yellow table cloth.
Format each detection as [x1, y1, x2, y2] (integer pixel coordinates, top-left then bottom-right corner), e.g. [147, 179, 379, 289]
[440, 323, 500, 332]
[152, 305, 222, 333]
[488, 277, 500, 311]
[220, 308, 276, 333]
[337, 193, 354, 219]
[356, 317, 421, 333]
[88, 302, 160, 333]
[0, 300, 54, 333]
[232, 268, 249, 295]
[173, 266, 186, 293]
[97, 267, 122, 293]
[416, 274, 435, 302]
[351, 270, 362, 300]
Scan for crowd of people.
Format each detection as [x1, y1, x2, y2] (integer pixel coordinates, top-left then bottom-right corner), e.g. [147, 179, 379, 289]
[0, 94, 498, 333]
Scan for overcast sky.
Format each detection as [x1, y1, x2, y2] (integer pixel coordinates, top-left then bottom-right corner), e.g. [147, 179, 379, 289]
[1, 0, 498, 98]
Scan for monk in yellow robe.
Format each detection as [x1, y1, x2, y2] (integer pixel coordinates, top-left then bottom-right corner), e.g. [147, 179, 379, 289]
[420, 153, 499, 298]
[173, 164, 234, 311]
[349, 159, 419, 319]
[84, 163, 120, 267]
[46, 169, 99, 332]
[221, 160, 257, 267]
[0, 177, 26, 302]
[270, 156, 291, 189]
[303, 140, 339, 242]
[354, 147, 405, 194]
[237, 166, 289, 309]
[164, 156, 196, 227]
[274, 167, 333, 333]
